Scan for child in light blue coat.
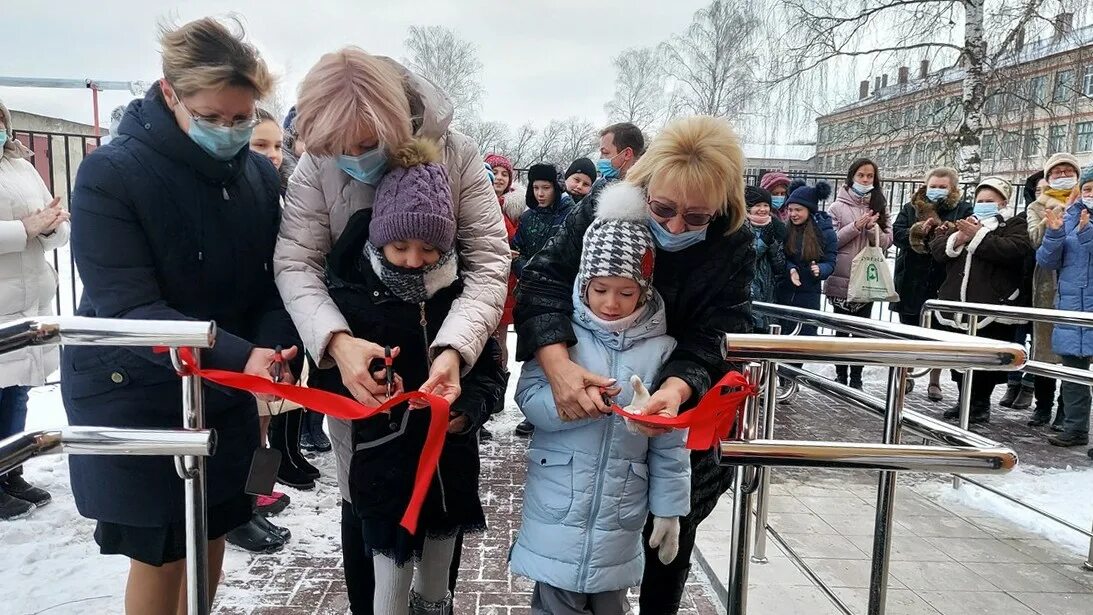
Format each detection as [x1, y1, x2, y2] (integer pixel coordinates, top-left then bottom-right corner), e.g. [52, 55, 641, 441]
[510, 185, 691, 614]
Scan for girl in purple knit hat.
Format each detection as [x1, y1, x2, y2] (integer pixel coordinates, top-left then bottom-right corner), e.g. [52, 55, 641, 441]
[307, 138, 507, 615]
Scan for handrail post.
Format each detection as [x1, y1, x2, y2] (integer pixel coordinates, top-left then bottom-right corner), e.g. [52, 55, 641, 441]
[752, 324, 781, 564]
[954, 315, 980, 489]
[171, 348, 210, 615]
[727, 363, 764, 615]
[868, 366, 909, 615]
[1085, 523, 1093, 571]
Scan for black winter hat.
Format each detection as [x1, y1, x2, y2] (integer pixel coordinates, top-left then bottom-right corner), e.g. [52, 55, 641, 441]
[526, 163, 564, 208]
[565, 157, 598, 183]
[745, 186, 772, 209]
[786, 181, 832, 214]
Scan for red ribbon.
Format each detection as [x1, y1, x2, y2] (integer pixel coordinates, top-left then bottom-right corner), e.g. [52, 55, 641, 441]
[164, 347, 449, 534]
[611, 371, 757, 451]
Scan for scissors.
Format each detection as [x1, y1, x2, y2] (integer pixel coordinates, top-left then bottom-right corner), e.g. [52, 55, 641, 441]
[384, 345, 394, 399]
[269, 345, 286, 415]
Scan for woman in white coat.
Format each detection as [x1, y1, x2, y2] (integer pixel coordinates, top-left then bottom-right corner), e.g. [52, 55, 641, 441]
[0, 99, 70, 519]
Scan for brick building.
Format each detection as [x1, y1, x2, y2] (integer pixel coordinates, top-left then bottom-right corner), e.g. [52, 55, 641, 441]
[815, 15, 1093, 182]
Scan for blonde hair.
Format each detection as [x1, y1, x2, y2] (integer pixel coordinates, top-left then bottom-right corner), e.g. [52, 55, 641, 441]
[924, 166, 958, 187]
[294, 48, 413, 157]
[625, 115, 746, 234]
[159, 17, 273, 99]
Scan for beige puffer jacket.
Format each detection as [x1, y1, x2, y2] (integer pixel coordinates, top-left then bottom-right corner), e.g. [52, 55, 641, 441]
[274, 64, 508, 501]
[0, 134, 69, 388]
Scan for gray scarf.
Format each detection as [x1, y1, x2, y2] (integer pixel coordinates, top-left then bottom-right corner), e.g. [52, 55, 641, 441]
[365, 243, 458, 303]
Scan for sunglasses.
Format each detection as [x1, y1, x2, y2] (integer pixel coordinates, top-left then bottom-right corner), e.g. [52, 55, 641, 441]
[647, 197, 715, 227]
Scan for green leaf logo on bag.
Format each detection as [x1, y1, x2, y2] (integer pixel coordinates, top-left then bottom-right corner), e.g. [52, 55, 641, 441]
[866, 264, 879, 283]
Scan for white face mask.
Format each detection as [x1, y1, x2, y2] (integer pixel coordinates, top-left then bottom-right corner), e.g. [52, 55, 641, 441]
[1050, 177, 1077, 191]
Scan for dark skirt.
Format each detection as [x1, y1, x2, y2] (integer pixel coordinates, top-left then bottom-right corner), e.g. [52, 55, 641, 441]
[350, 408, 486, 565]
[94, 493, 251, 566]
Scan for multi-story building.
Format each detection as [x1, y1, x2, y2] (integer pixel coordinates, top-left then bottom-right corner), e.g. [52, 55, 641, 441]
[742, 143, 816, 177]
[815, 14, 1093, 183]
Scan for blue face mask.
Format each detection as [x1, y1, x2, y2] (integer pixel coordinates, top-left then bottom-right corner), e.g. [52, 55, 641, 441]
[176, 97, 254, 161]
[0, 132, 7, 149]
[597, 153, 621, 180]
[925, 187, 948, 202]
[851, 182, 873, 196]
[647, 214, 707, 252]
[338, 147, 388, 185]
[770, 195, 786, 209]
[973, 202, 1000, 221]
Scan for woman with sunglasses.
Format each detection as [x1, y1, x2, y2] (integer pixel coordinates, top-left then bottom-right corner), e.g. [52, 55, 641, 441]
[66, 18, 302, 612]
[513, 115, 753, 614]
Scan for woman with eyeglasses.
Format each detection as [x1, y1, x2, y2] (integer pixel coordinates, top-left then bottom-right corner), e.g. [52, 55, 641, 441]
[513, 115, 753, 614]
[66, 18, 302, 612]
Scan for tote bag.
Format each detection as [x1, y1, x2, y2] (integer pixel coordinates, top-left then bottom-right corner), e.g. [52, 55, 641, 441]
[847, 226, 899, 303]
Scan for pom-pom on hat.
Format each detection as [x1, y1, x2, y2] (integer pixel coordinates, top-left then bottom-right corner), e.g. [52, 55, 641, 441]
[577, 182, 656, 305]
[786, 180, 832, 214]
[370, 138, 456, 252]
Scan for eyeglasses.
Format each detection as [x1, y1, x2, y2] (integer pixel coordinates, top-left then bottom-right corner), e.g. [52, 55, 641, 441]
[647, 197, 715, 227]
[175, 95, 259, 131]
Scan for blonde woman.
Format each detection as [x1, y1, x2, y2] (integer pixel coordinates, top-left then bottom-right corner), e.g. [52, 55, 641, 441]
[514, 115, 754, 614]
[67, 18, 302, 613]
[273, 47, 508, 613]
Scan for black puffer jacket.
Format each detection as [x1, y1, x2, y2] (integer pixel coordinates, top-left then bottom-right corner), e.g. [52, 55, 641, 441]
[890, 186, 973, 317]
[514, 180, 755, 525]
[308, 209, 507, 562]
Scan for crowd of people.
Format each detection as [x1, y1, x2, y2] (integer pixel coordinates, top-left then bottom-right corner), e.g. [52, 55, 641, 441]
[0, 13, 1091, 615]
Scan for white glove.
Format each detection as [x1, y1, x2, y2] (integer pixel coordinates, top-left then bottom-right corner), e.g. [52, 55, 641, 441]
[621, 375, 651, 434]
[649, 516, 680, 564]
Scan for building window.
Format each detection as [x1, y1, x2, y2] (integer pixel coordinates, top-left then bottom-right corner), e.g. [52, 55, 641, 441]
[985, 92, 1001, 115]
[1048, 125, 1068, 153]
[914, 143, 927, 165]
[933, 99, 945, 125]
[903, 106, 914, 128]
[927, 141, 942, 164]
[1053, 70, 1075, 103]
[899, 145, 912, 167]
[1023, 128, 1041, 158]
[1000, 132, 1020, 160]
[1084, 66, 1093, 97]
[1029, 75, 1047, 106]
[917, 102, 930, 124]
[982, 134, 997, 160]
[1077, 122, 1093, 153]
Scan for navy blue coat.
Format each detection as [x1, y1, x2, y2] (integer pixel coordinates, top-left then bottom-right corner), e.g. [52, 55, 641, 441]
[778, 212, 837, 323]
[63, 85, 301, 526]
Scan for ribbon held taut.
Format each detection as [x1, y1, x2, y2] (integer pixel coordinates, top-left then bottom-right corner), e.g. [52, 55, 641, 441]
[165, 347, 450, 534]
[610, 370, 757, 451]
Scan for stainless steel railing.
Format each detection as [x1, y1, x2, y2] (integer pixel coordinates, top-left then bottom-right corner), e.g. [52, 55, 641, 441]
[718, 331, 1022, 615]
[920, 299, 1093, 571]
[0, 317, 217, 615]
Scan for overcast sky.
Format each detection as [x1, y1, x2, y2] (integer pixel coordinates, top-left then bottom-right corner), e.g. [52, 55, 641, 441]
[3, 0, 712, 131]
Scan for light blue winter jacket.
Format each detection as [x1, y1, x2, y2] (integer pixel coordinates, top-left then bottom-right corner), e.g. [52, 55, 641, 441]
[1037, 202, 1093, 357]
[509, 286, 691, 593]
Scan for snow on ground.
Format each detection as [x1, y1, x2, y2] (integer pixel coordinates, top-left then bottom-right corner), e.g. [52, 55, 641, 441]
[928, 466, 1093, 556]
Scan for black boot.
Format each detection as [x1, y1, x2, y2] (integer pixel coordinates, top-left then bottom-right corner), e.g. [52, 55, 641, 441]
[479, 427, 493, 442]
[270, 412, 316, 490]
[638, 563, 690, 614]
[1051, 401, 1066, 432]
[226, 512, 287, 553]
[253, 512, 291, 541]
[297, 412, 317, 452]
[0, 489, 33, 520]
[998, 382, 1021, 408]
[849, 367, 863, 390]
[515, 420, 534, 437]
[969, 401, 991, 424]
[943, 405, 961, 420]
[0, 468, 51, 507]
[1048, 431, 1089, 447]
[286, 409, 321, 479]
[304, 411, 332, 453]
[835, 366, 848, 386]
[1027, 406, 1052, 427]
[1011, 384, 1034, 410]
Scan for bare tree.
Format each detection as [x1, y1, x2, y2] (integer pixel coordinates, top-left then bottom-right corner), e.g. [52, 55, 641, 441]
[773, 0, 1089, 181]
[261, 85, 290, 124]
[461, 118, 510, 156]
[506, 123, 539, 170]
[661, 0, 763, 119]
[556, 117, 599, 165]
[605, 47, 669, 132]
[404, 25, 484, 124]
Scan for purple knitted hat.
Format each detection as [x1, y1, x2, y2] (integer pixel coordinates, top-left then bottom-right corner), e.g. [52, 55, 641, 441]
[760, 171, 790, 192]
[370, 139, 456, 252]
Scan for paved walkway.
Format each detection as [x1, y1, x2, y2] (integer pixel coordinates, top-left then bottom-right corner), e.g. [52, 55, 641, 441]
[213, 425, 723, 614]
[694, 366, 1092, 615]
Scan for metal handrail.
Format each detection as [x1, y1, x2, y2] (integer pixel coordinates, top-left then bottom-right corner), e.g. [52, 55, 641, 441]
[0, 427, 215, 476]
[924, 299, 1093, 328]
[753, 301, 967, 341]
[724, 334, 1026, 370]
[0, 316, 215, 352]
[918, 299, 1093, 571]
[719, 439, 1016, 472]
[0, 316, 217, 615]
